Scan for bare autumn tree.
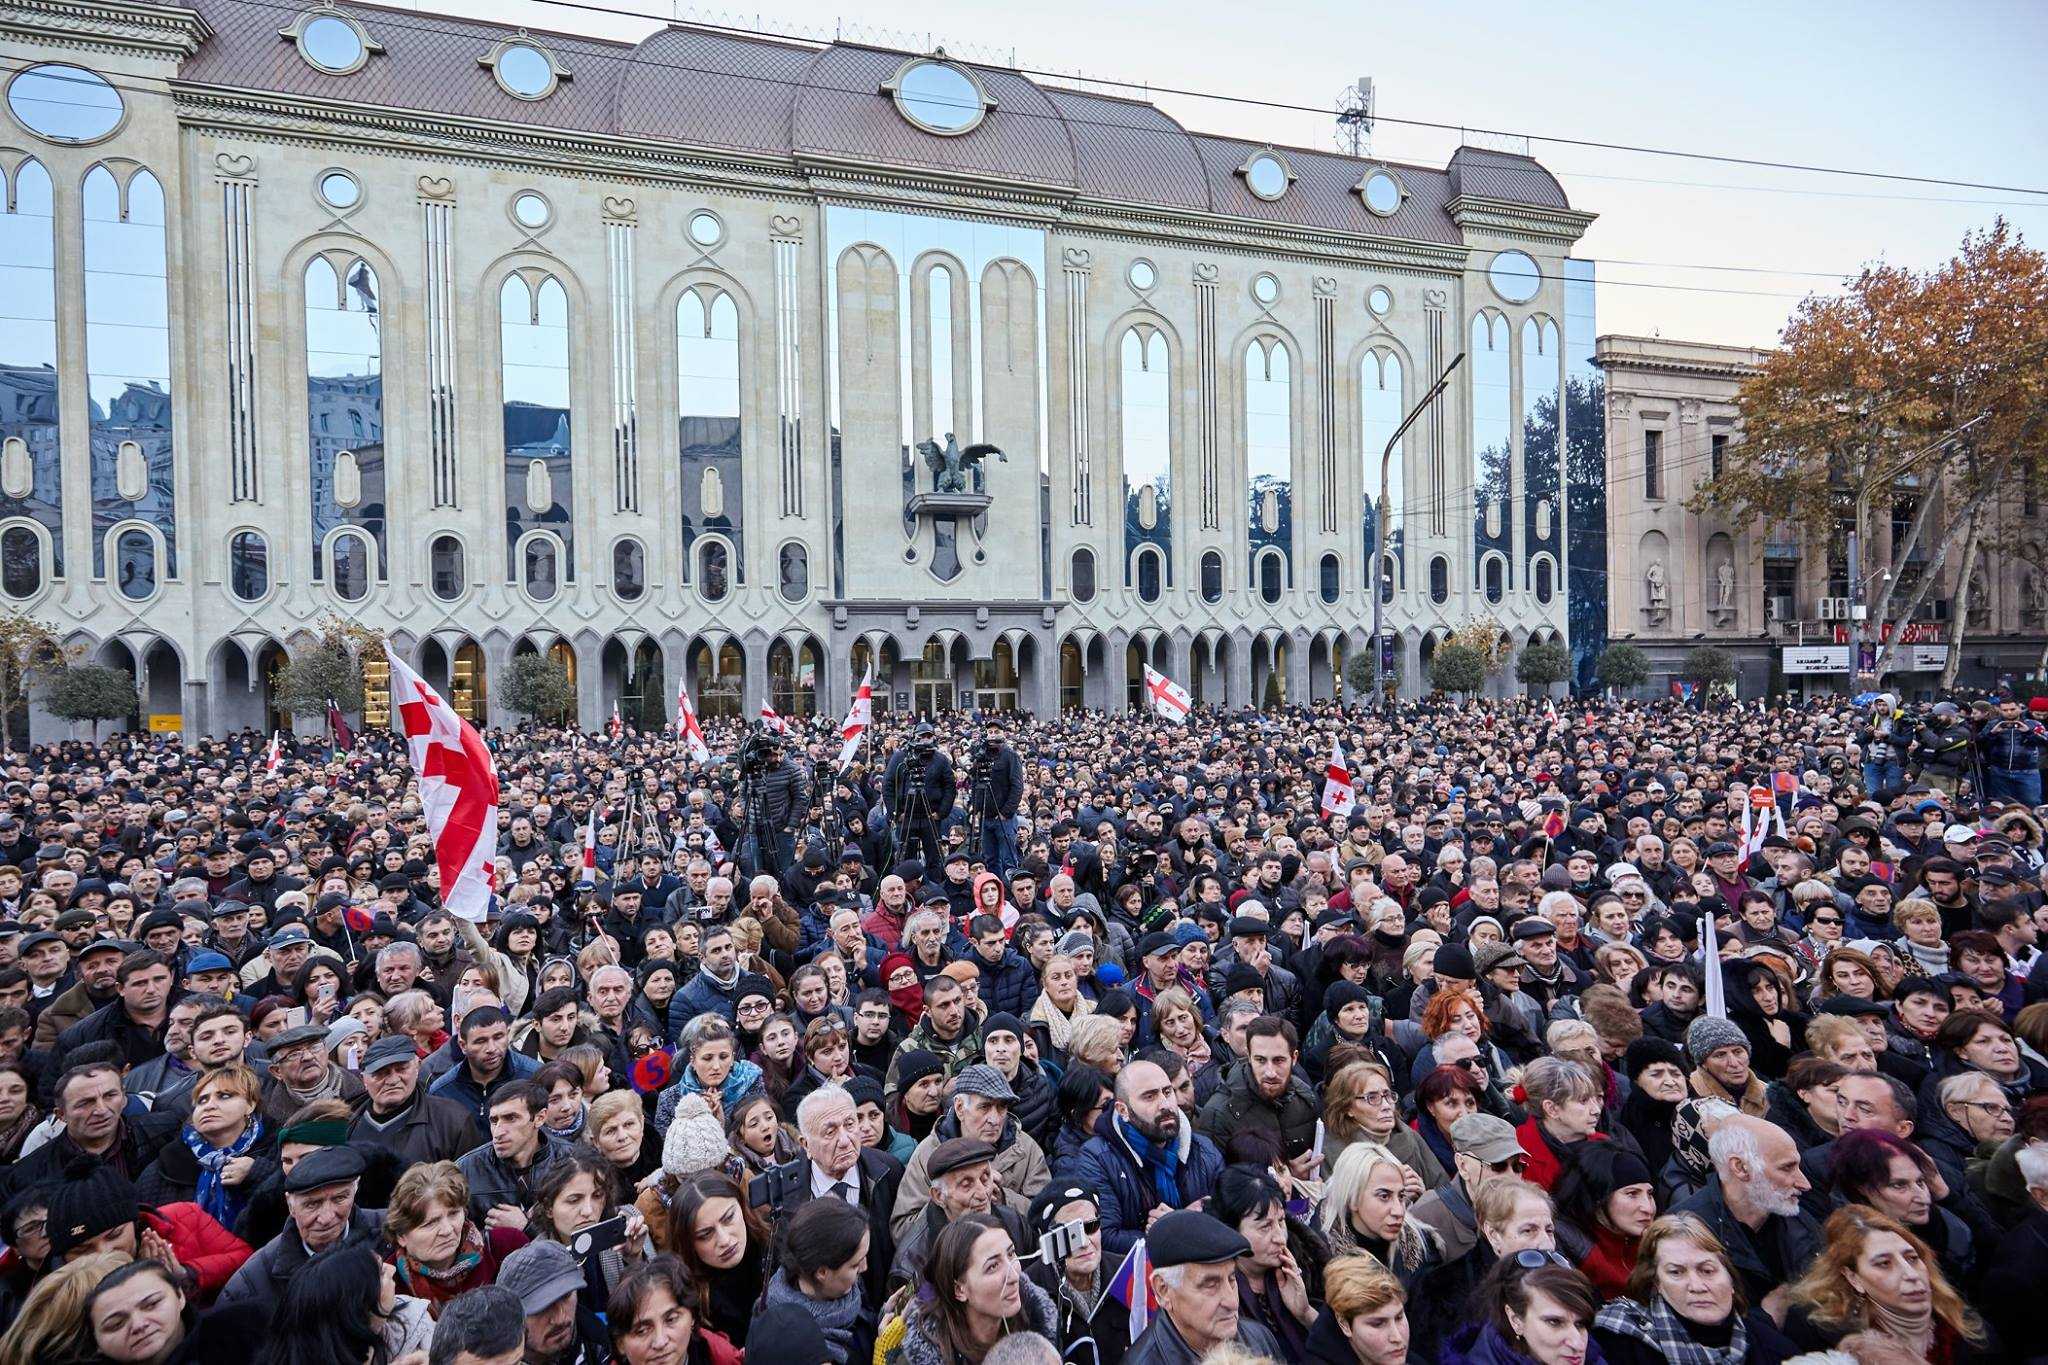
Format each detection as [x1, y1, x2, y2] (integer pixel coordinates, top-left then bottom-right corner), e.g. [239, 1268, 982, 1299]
[1698, 219, 2048, 677]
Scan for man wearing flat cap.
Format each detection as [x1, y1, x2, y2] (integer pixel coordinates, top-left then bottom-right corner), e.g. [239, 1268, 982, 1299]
[1124, 1209, 1282, 1365]
[888, 1136, 1030, 1291]
[891, 1064, 1049, 1239]
[218, 1144, 383, 1310]
[498, 1239, 608, 1365]
[346, 1032, 482, 1165]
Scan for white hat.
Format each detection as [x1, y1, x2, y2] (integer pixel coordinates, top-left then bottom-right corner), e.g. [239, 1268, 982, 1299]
[1604, 862, 1641, 884]
[1943, 824, 1979, 845]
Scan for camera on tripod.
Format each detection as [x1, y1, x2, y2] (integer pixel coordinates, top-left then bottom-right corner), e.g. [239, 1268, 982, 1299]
[736, 731, 778, 777]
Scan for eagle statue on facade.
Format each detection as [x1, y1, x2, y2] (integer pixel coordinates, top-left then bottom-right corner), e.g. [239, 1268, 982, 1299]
[917, 432, 1006, 494]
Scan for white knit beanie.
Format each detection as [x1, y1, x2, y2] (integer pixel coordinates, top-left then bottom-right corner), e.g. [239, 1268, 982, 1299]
[661, 1093, 731, 1177]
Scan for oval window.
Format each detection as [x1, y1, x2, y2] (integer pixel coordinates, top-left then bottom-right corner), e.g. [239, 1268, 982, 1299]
[229, 531, 269, 601]
[1319, 553, 1340, 604]
[1070, 548, 1096, 604]
[1258, 552, 1283, 604]
[1128, 260, 1155, 291]
[688, 212, 722, 247]
[613, 538, 645, 601]
[1535, 558, 1555, 604]
[1361, 170, 1402, 216]
[1, 526, 40, 598]
[115, 529, 155, 600]
[1489, 250, 1542, 304]
[430, 535, 465, 600]
[1251, 274, 1280, 306]
[1368, 285, 1393, 317]
[7, 64, 123, 142]
[298, 15, 368, 74]
[1428, 555, 1449, 605]
[332, 533, 369, 601]
[524, 538, 558, 601]
[512, 192, 551, 230]
[494, 43, 555, 99]
[318, 171, 360, 209]
[1137, 549, 1162, 604]
[700, 541, 729, 602]
[1244, 154, 1289, 200]
[779, 543, 809, 602]
[1201, 551, 1223, 605]
[893, 60, 985, 134]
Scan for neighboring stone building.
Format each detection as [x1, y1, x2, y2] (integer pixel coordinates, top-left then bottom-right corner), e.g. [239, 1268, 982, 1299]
[1598, 334, 2047, 698]
[1, 0, 1602, 738]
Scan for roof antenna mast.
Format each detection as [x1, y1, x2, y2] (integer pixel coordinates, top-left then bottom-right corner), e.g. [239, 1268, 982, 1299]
[1335, 76, 1373, 157]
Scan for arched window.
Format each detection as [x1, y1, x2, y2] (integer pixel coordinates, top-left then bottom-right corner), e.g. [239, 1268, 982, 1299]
[1484, 555, 1505, 605]
[779, 543, 809, 602]
[1245, 337, 1292, 580]
[1136, 548, 1162, 604]
[1201, 551, 1223, 604]
[306, 255, 384, 574]
[612, 538, 645, 600]
[700, 540, 729, 602]
[1070, 548, 1096, 604]
[1522, 316, 1561, 572]
[502, 274, 573, 583]
[86, 167, 174, 577]
[1428, 555, 1449, 605]
[331, 531, 370, 601]
[430, 535, 465, 599]
[114, 528, 155, 599]
[522, 535, 558, 602]
[229, 531, 268, 601]
[1534, 556, 1555, 604]
[1361, 349, 1404, 591]
[1258, 551, 1282, 604]
[1319, 553, 1340, 604]
[1471, 311, 1512, 571]
[679, 287, 742, 573]
[1122, 327, 1171, 571]
[1, 526, 41, 597]
[0, 160, 61, 576]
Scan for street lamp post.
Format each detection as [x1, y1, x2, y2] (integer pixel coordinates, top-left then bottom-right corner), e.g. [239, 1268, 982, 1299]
[1371, 352, 1465, 709]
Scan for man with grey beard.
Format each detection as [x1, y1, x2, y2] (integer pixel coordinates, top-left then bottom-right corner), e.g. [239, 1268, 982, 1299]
[1674, 1112, 1821, 1313]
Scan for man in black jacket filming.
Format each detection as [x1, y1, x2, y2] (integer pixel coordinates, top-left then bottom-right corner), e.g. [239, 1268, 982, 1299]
[884, 723, 956, 874]
[967, 720, 1025, 878]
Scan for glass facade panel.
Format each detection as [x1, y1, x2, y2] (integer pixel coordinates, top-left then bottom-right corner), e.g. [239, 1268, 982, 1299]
[1245, 339, 1291, 590]
[1122, 329, 1171, 583]
[1470, 311, 1511, 583]
[0, 160, 61, 573]
[678, 288, 742, 579]
[1522, 317, 1560, 575]
[502, 275, 574, 581]
[306, 256, 384, 576]
[85, 167, 175, 576]
[1360, 349, 1404, 593]
[1563, 260, 1607, 688]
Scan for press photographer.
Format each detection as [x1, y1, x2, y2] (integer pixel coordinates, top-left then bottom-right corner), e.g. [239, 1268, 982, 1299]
[965, 721, 1024, 878]
[736, 730, 808, 878]
[882, 721, 956, 873]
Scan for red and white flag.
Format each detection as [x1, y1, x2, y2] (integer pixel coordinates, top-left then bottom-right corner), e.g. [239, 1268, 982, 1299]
[1321, 736, 1355, 819]
[385, 646, 500, 922]
[759, 701, 788, 735]
[608, 700, 624, 743]
[581, 804, 600, 880]
[674, 678, 710, 763]
[264, 731, 281, 776]
[837, 666, 874, 771]
[1737, 783, 1782, 872]
[1141, 665, 1191, 724]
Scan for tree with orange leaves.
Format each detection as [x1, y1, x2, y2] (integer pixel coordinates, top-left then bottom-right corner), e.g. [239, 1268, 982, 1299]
[1695, 219, 2048, 677]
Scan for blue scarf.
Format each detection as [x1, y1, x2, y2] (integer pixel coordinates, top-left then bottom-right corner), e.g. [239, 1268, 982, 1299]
[1116, 1114, 1181, 1206]
[184, 1117, 263, 1229]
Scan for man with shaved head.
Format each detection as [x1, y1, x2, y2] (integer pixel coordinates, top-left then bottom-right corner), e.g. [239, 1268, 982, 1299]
[1064, 1059, 1226, 1257]
[1675, 1111, 1822, 1309]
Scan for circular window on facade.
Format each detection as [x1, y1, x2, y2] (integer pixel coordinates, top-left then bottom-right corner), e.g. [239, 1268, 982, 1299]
[1242, 153, 1290, 201]
[296, 14, 372, 75]
[688, 212, 722, 247]
[493, 43, 557, 99]
[1251, 273, 1280, 307]
[1367, 285, 1393, 317]
[318, 170, 360, 210]
[1489, 250, 1542, 304]
[6, 64, 123, 143]
[511, 192, 551, 231]
[890, 59, 989, 135]
[1128, 260, 1156, 291]
[1360, 169, 1403, 216]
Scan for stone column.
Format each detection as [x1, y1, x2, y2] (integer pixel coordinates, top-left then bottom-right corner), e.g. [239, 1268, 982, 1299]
[484, 638, 515, 731]
[1286, 629, 1311, 706]
[1106, 629, 1130, 711]
[1227, 633, 1253, 710]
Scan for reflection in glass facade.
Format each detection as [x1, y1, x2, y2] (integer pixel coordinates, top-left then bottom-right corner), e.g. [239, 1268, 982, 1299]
[1522, 316, 1561, 577]
[229, 530, 267, 600]
[306, 256, 385, 576]
[1121, 328, 1171, 585]
[502, 275, 574, 579]
[1470, 310, 1511, 586]
[115, 527, 153, 598]
[84, 166, 175, 576]
[1360, 349, 1404, 601]
[678, 288, 741, 580]
[1563, 260, 1608, 688]
[1245, 338, 1292, 589]
[0, 159, 61, 574]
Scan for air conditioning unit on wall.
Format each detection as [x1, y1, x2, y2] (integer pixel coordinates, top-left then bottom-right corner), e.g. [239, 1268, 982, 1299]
[1766, 596, 1794, 622]
[1817, 598, 1838, 620]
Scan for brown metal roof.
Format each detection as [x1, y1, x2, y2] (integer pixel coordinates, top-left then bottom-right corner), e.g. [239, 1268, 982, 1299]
[167, 0, 1573, 239]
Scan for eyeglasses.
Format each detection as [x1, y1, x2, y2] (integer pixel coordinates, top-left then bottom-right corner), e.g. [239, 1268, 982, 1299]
[1509, 1248, 1571, 1270]
[1486, 1154, 1529, 1175]
[1959, 1098, 2016, 1118]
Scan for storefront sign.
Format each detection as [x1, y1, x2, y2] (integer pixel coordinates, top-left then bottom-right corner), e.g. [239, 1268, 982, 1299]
[1781, 646, 1850, 675]
[1901, 644, 1950, 671]
[147, 714, 182, 733]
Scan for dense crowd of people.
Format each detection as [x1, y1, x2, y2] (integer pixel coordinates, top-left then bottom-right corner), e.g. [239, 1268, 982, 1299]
[3, 685, 2048, 1365]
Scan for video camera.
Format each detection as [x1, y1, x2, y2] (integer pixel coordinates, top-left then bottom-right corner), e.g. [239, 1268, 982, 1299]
[736, 730, 779, 777]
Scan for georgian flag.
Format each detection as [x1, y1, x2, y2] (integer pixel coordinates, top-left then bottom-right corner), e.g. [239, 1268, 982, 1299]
[1141, 665, 1191, 724]
[264, 731, 281, 776]
[582, 804, 601, 880]
[836, 666, 874, 771]
[674, 678, 710, 763]
[385, 647, 500, 922]
[1320, 736, 1355, 819]
[1737, 783, 1783, 872]
[759, 701, 788, 735]
[608, 700, 624, 744]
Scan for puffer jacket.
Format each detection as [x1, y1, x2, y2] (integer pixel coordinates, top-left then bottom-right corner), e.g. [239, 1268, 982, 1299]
[1005, 1060, 1057, 1146]
[1195, 1057, 1320, 1160]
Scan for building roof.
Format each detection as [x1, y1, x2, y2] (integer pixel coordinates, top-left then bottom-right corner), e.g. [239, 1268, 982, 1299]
[169, 0, 1577, 240]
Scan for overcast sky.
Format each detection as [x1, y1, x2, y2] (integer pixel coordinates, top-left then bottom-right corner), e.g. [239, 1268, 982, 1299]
[418, 0, 2048, 348]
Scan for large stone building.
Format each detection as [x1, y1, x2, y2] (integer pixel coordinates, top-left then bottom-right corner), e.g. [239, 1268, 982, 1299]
[1, 0, 1604, 737]
[1598, 334, 2046, 697]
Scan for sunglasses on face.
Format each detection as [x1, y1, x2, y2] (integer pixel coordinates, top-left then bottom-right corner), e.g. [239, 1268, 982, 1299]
[1812, 915, 1842, 926]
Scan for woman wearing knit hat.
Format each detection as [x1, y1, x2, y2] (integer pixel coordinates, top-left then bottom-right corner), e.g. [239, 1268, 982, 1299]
[1616, 1039, 1688, 1185]
[1554, 1142, 1660, 1300]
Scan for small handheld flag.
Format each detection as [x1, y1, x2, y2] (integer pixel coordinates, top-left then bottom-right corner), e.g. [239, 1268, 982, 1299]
[837, 666, 874, 771]
[1141, 666, 1191, 724]
[1104, 1238, 1155, 1342]
[1320, 736, 1355, 819]
[264, 731, 281, 776]
[675, 679, 710, 763]
[760, 701, 789, 735]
